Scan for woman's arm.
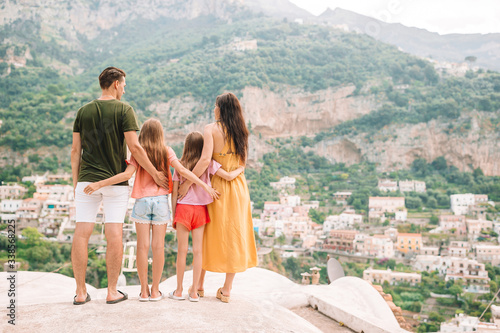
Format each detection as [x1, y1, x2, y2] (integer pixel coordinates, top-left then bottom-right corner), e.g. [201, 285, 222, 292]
[178, 124, 214, 198]
[84, 164, 136, 195]
[171, 181, 179, 227]
[215, 166, 245, 181]
[171, 159, 219, 200]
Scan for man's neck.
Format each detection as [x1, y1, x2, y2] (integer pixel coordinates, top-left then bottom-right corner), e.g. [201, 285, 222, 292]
[98, 90, 117, 100]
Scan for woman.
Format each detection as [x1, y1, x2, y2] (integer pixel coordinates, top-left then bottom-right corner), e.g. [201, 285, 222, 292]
[178, 92, 257, 302]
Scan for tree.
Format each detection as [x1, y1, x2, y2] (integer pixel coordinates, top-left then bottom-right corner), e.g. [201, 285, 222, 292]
[431, 156, 447, 171]
[308, 208, 325, 224]
[427, 197, 437, 209]
[430, 215, 439, 225]
[406, 196, 422, 209]
[22, 227, 43, 246]
[465, 56, 477, 63]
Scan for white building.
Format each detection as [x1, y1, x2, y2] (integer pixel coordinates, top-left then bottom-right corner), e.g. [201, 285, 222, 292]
[270, 177, 296, 190]
[451, 194, 488, 216]
[413, 255, 451, 275]
[363, 268, 421, 286]
[475, 244, 500, 266]
[355, 234, 395, 258]
[445, 258, 490, 294]
[398, 180, 426, 193]
[280, 195, 301, 207]
[377, 179, 398, 192]
[323, 212, 363, 232]
[0, 184, 27, 199]
[440, 314, 478, 332]
[395, 207, 408, 221]
[1, 199, 22, 213]
[466, 219, 493, 241]
[420, 246, 439, 256]
[34, 184, 74, 201]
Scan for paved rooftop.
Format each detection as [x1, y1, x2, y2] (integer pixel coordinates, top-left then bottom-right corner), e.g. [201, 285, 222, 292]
[1, 268, 407, 332]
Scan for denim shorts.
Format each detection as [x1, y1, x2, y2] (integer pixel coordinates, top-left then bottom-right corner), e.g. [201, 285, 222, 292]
[130, 195, 171, 225]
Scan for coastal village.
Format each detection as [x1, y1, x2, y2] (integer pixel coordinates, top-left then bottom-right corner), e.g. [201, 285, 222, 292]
[1, 172, 499, 331]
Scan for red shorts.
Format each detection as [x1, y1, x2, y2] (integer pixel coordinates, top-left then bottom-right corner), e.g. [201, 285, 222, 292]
[173, 204, 210, 231]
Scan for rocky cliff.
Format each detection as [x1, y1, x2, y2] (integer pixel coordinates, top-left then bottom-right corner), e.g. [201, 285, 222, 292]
[146, 85, 500, 176]
[0, 0, 242, 43]
[314, 111, 500, 176]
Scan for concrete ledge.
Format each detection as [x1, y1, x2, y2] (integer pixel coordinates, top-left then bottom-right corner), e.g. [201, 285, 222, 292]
[306, 277, 410, 333]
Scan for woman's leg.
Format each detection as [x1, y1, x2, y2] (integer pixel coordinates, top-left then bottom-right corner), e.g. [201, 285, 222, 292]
[135, 222, 151, 298]
[151, 223, 167, 298]
[190, 225, 205, 299]
[175, 223, 190, 297]
[221, 273, 235, 297]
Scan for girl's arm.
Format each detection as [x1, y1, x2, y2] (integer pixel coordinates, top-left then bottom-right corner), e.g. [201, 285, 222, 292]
[84, 164, 136, 195]
[171, 181, 179, 228]
[215, 166, 245, 181]
[170, 159, 220, 200]
[178, 124, 214, 198]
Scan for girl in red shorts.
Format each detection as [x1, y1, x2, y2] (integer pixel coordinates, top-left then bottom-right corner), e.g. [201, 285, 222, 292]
[169, 131, 244, 302]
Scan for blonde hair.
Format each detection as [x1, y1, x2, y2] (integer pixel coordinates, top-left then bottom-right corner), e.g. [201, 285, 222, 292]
[138, 118, 170, 181]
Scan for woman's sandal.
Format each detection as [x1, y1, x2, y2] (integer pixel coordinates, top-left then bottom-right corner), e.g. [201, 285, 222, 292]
[216, 287, 230, 303]
[189, 286, 204, 298]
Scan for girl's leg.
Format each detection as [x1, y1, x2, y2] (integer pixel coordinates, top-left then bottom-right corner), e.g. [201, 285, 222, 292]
[190, 225, 205, 299]
[150, 223, 167, 298]
[175, 223, 190, 297]
[135, 222, 151, 298]
[221, 273, 236, 297]
[197, 269, 206, 293]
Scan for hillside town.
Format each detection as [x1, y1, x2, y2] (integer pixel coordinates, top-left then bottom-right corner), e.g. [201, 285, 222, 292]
[1, 173, 499, 331]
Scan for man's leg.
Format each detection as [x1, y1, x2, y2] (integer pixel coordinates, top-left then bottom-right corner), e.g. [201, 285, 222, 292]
[105, 223, 124, 302]
[72, 222, 95, 302]
[101, 185, 129, 302]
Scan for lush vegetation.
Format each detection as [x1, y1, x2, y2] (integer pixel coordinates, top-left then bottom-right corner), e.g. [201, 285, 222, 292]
[0, 14, 498, 156]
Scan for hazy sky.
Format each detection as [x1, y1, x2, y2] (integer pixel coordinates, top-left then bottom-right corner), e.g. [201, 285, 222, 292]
[288, 0, 500, 35]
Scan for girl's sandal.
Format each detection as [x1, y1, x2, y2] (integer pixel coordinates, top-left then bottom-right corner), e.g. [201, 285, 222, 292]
[189, 286, 204, 298]
[216, 287, 230, 303]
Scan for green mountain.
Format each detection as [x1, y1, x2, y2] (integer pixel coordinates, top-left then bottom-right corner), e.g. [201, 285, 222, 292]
[0, 0, 499, 178]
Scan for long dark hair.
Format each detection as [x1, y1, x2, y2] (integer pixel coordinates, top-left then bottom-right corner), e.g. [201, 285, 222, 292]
[216, 92, 249, 162]
[138, 118, 170, 182]
[180, 131, 204, 171]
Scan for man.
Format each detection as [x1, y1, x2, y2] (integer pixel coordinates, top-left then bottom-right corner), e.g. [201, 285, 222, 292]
[71, 67, 167, 304]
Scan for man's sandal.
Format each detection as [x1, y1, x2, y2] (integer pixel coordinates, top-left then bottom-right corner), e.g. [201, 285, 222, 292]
[106, 290, 128, 304]
[216, 287, 230, 303]
[73, 293, 91, 305]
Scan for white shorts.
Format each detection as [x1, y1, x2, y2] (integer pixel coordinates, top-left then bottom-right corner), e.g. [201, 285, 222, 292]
[75, 182, 129, 223]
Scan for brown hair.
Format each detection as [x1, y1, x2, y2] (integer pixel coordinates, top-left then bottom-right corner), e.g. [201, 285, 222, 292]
[180, 131, 204, 171]
[216, 92, 249, 162]
[99, 66, 126, 89]
[138, 119, 169, 182]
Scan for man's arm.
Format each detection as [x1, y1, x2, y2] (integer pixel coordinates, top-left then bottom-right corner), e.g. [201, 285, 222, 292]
[124, 131, 168, 189]
[71, 132, 82, 195]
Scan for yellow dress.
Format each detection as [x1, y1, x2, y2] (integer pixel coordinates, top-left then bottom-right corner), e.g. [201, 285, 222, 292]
[203, 138, 258, 273]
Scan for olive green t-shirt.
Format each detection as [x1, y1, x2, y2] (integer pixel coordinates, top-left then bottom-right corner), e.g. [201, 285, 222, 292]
[73, 99, 140, 185]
